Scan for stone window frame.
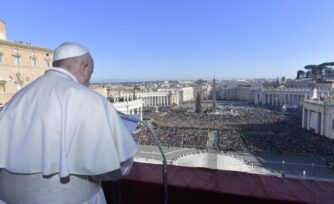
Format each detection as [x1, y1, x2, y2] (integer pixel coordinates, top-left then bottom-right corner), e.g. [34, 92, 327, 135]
[0, 51, 5, 64]
[45, 58, 51, 68]
[0, 80, 6, 93]
[12, 52, 21, 65]
[30, 55, 37, 67]
[0, 52, 3, 64]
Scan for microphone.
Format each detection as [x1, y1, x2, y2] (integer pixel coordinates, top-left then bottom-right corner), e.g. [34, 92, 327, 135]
[116, 111, 169, 204]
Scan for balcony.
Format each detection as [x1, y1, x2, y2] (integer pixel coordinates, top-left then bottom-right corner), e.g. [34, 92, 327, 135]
[102, 162, 334, 204]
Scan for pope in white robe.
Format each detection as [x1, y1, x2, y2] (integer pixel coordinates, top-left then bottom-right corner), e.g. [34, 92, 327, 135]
[0, 42, 138, 203]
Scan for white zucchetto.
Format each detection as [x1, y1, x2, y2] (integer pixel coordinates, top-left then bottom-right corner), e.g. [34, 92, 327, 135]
[53, 42, 89, 61]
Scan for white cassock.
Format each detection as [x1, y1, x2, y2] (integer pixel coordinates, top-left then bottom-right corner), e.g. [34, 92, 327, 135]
[0, 67, 139, 204]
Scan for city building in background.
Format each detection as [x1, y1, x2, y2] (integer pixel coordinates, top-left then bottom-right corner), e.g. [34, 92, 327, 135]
[0, 19, 53, 106]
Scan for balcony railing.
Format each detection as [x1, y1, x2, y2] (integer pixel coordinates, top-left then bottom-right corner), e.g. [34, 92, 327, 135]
[102, 162, 334, 204]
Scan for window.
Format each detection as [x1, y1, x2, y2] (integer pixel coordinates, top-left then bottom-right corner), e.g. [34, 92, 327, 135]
[0, 83, 5, 93]
[331, 119, 334, 129]
[31, 52, 37, 67]
[31, 58, 37, 67]
[13, 49, 21, 65]
[0, 53, 3, 64]
[45, 59, 51, 67]
[13, 56, 21, 65]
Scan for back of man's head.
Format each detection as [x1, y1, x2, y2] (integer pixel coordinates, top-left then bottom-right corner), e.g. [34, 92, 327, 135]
[52, 42, 94, 86]
[53, 42, 89, 62]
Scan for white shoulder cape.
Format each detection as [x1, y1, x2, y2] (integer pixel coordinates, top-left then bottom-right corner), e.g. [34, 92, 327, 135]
[0, 68, 138, 177]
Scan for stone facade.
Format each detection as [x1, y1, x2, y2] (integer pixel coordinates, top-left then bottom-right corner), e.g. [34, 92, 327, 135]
[0, 19, 7, 41]
[180, 87, 194, 102]
[113, 99, 143, 119]
[90, 84, 108, 98]
[193, 83, 211, 99]
[0, 20, 53, 106]
[302, 98, 334, 139]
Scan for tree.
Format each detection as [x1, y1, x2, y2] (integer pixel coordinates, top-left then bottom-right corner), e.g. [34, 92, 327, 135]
[195, 93, 201, 113]
[296, 70, 305, 79]
[304, 62, 334, 78]
[318, 62, 334, 76]
[324, 68, 334, 76]
[305, 71, 311, 78]
[304, 64, 318, 76]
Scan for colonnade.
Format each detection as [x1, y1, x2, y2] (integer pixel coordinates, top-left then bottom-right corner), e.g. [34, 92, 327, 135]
[255, 93, 306, 107]
[141, 95, 170, 106]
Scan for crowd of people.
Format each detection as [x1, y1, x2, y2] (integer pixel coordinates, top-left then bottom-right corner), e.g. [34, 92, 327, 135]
[136, 127, 208, 149]
[134, 105, 334, 161]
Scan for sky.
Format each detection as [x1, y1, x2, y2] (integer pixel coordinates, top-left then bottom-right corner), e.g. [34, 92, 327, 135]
[2, 0, 334, 82]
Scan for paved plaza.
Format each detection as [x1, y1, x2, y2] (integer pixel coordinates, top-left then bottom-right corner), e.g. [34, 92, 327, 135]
[135, 145, 334, 181]
[135, 101, 334, 181]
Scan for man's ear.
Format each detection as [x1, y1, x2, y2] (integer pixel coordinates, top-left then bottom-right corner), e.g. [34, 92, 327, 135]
[79, 62, 88, 78]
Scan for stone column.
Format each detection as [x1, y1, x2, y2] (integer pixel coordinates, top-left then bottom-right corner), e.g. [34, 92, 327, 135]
[325, 114, 330, 138]
[306, 109, 311, 130]
[320, 111, 325, 135]
[315, 112, 321, 134]
[280, 94, 283, 106]
[273, 94, 275, 106]
[302, 108, 305, 128]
